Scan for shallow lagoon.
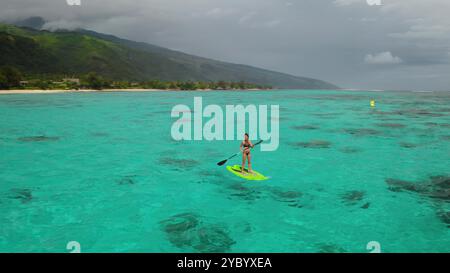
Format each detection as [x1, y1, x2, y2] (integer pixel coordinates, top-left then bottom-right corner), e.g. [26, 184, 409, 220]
[0, 90, 449, 252]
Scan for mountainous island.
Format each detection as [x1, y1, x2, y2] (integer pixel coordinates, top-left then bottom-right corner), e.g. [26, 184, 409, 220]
[0, 17, 338, 90]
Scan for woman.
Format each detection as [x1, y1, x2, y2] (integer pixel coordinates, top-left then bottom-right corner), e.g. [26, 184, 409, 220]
[240, 133, 254, 174]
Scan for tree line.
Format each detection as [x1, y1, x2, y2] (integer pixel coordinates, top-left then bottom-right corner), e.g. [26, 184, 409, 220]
[0, 68, 272, 91]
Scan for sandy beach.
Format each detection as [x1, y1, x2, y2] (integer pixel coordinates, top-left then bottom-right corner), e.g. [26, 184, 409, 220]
[0, 89, 173, 95]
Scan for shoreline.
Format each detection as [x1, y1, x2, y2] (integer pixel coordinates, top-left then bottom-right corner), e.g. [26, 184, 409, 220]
[0, 88, 269, 95]
[2, 89, 446, 95]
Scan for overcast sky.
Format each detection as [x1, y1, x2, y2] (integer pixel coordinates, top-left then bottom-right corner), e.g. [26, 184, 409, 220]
[1, 0, 450, 91]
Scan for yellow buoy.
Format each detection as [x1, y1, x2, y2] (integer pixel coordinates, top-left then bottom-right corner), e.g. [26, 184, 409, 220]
[370, 100, 376, 107]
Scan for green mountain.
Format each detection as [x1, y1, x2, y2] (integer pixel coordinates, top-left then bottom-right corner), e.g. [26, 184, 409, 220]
[0, 23, 338, 89]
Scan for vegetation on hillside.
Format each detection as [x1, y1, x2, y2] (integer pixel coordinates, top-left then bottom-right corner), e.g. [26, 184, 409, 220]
[0, 67, 270, 91]
[0, 66, 23, 89]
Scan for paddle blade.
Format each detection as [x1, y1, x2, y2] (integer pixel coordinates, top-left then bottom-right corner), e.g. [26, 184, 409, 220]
[217, 159, 227, 166]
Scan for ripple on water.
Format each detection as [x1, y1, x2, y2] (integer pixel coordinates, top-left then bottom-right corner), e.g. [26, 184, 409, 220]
[90, 132, 110, 137]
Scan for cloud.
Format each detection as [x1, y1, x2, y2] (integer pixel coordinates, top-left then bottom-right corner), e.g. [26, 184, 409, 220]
[42, 19, 81, 31]
[381, 0, 450, 41]
[365, 52, 403, 65]
[389, 24, 450, 40]
[205, 8, 236, 18]
[238, 11, 257, 25]
[238, 12, 280, 29]
[262, 19, 281, 28]
[333, 0, 363, 6]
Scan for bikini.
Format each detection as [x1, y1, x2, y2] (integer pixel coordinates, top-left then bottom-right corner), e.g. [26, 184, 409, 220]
[243, 141, 251, 154]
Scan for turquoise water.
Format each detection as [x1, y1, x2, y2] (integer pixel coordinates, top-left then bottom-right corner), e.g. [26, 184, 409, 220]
[0, 90, 449, 253]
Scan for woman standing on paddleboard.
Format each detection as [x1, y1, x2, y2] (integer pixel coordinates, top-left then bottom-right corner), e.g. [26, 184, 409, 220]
[240, 133, 254, 174]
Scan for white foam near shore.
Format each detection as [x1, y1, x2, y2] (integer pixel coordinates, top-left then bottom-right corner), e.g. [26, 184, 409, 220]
[0, 88, 269, 95]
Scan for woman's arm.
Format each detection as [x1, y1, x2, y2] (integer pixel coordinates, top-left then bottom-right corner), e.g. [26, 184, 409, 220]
[249, 140, 254, 148]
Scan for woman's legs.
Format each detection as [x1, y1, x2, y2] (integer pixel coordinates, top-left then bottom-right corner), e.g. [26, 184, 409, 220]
[241, 153, 247, 173]
[247, 153, 252, 173]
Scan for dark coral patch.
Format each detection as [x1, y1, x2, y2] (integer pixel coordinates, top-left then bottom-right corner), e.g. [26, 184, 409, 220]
[195, 225, 236, 253]
[312, 112, 341, 118]
[160, 213, 235, 252]
[17, 136, 60, 142]
[226, 182, 262, 202]
[436, 211, 450, 227]
[343, 128, 382, 137]
[386, 176, 449, 202]
[158, 157, 199, 170]
[429, 176, 450, 188]
[378, 109, 445, 118]
[198, 170, 227, 179]
[386, 179, 425, 193]
[423, 122, 439, 127]
[375, 123, 406, 129]
[427, 176, 450, 201]
[270, 188, 303, 208]
[341, 191, 365, 205]
[317, 243, 347, 253]
[161, 213, 199, 235]
[292, 125, 320, 130]
[117, 175, 136, 185]
[91, 132, 109, 137]
[402, 109, 444, 117]
[290, 140, 331, 149]
[270, 188, 302, 201]
[339, 147, 362, 154]
[399, 142, 418, 149]
[9, 189, 33, 203]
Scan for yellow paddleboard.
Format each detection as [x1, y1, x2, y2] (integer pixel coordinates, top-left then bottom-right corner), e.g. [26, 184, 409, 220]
[226, 165, 268, 181]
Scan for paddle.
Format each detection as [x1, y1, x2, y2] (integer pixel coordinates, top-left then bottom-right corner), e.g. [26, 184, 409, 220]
[217, 140, 263, 166]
